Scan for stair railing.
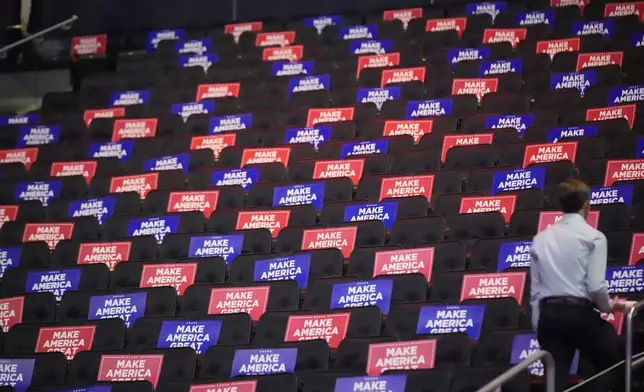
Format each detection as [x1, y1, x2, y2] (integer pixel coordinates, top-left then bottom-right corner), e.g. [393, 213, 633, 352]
[0, 15, 78, 55]
[477, 350, 555, 392]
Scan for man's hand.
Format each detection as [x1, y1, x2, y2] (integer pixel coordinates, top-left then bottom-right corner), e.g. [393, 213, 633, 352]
[610, 297, 628, 313]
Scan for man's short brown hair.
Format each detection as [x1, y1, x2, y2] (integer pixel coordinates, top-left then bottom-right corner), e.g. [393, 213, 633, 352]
[558, 179, 590, 213]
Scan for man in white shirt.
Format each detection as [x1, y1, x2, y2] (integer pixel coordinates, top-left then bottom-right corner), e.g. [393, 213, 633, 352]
[530, 179, 626, 392]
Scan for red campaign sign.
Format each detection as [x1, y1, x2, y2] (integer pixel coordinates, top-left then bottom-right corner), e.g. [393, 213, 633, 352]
[482, 28, 527, 48]
[576, 51, 624, 72]
[262, 45, 304, 61]
[313, 159, 364, 185]
[255, 31, 296, 47]
[537, 210, 600, 232]
[383, 8, 423, 29]
[380, 67, 426, 87]
[379, 175, 434, 201]
[140, 263, 197, 295]
[190, 134, 236, 160]
[284, 312, 351, 348]
[604, 159, 644, 186]
[0, 296, 24, 333]
[373, 247, 434, 282]
[366, 340, 437, 376]
[22, 222, 74, 249]
[382, 120, 433, 143]
[71, 34, 107, 57]
[98, 354, 164, 387]
[441, 133, 494, 162]
[195, 83, 241, 100]
[356, 53, 401, 79]
[168, 190, 219, 217]
[601, 312, 625, 335]
[208, 286, 270, 321]
[536, 37, 580, 59]
[605, 2, 644, 20]
[452, 78, 498, 102]
[425, 17, 467, 36]
[0, 206, 18, 229]
[307, 107, 355, 127]
[109, 173, 159, 199]
[35, 325, 96, 359]
[522, 141, 578, 168]
[0, 147, 38, 170]
[236, 210, 291, 237]
[550, 0, 588, 11]
[50, 161, 97, 184]
[241, 147, 291, 167]
[224, 21, 263, 42]
[301, 226, 358, 258]
[585, 104, 636, 129]
[629, 233, 644, 265]
[460, 272, 527, 303]
[77, 241, 132, 270]
[190, 381, 258, 392]
[112, 118, 158, 141]
[83, 108, 126, 127]
[459, 195, 517, 224]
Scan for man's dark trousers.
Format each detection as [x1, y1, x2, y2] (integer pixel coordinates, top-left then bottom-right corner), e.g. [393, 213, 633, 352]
[537, 299, 623, 392]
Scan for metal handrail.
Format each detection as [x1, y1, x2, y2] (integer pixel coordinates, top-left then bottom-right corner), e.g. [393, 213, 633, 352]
[0, 15, 79, 55]
[625, 300, 644, 392]
[565, 351, 644, 392]
[477, 350, 555, 392]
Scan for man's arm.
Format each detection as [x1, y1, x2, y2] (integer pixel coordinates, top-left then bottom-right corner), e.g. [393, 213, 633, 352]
[586, 233, 612, 313]
[529, 245, 541, 331]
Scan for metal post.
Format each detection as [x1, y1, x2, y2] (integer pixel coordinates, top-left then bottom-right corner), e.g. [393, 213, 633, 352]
[477, 350, 555, 392]
[0, 15, 79, 55]
[625, 300, 644, 392]
[232, 0, 238, 21]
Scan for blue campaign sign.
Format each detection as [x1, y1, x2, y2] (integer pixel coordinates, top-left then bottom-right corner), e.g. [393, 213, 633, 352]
[230, 348, 298, 377]
[491, 166, 546, 195]
[303, 15, 342, 34]
[0, 247, 20, 278]
[607, 85, 644, 106]
[340, 139, 389, 158]
[188, 234, 244, 263]
[273, 182, 325, 211]
[145, 153, 190, 173]
[497, 241, 532, 271]
[253, 253, 312, 288]
[210, 168, 260, 191]
[572, 19, 615, 37]
[109, 90, 150, 107]
[17, 125, 61, 147]
[0, 358, 35, 392]
[67, 196, 116, 224]
[478, 58, 523, 77]
[515, 10, 554, 26]
[171, 101, 215, 122]
[288, 74, 331, 97]
[334, 375, 407, 392]
[272, 61, 315, 77]
[550, 70, 597, 96]
[284, 126, 331, 149]
[127, 215, 180, 244]
[58, 386, 112, 392]
[606, 265, 644, 294]
[14, 180, 62, 206]
[157, 320, 222, 354]
[343, 201, 399, 230]
[88, 140, 133, 163]
[356, 87, 401, 110]
[416, 305, 486, 340]
[147, 29, 186, 52]
[339, 24, 378, 40]
[88, 292, 147, 327]
[484, 113, 535, 136]
[633, 32, 644, 47]
[590, 185, 634, 206]
[209, 113, 253, 133]
[175, 38, 213, 55]
[512, 333, 579, 376]
[447, 47, 491, 65]
[637, 136, 644, 158]
[406, 98, 454, 119]
[0, 113, 39, 127]
[349, 40, 392, 55]
[465, 1, 507, 18]
[178, 53, 219, 73]
[25, 268, 81, 301]
[330, 278, 394, 314]
[546, 124, 600, 143]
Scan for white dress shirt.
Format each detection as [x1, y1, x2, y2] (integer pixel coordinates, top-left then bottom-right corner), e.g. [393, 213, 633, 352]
[529, 213, 612, 330]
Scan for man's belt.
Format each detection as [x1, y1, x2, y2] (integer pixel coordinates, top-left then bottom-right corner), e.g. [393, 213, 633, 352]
[542, 296, 593, 306]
